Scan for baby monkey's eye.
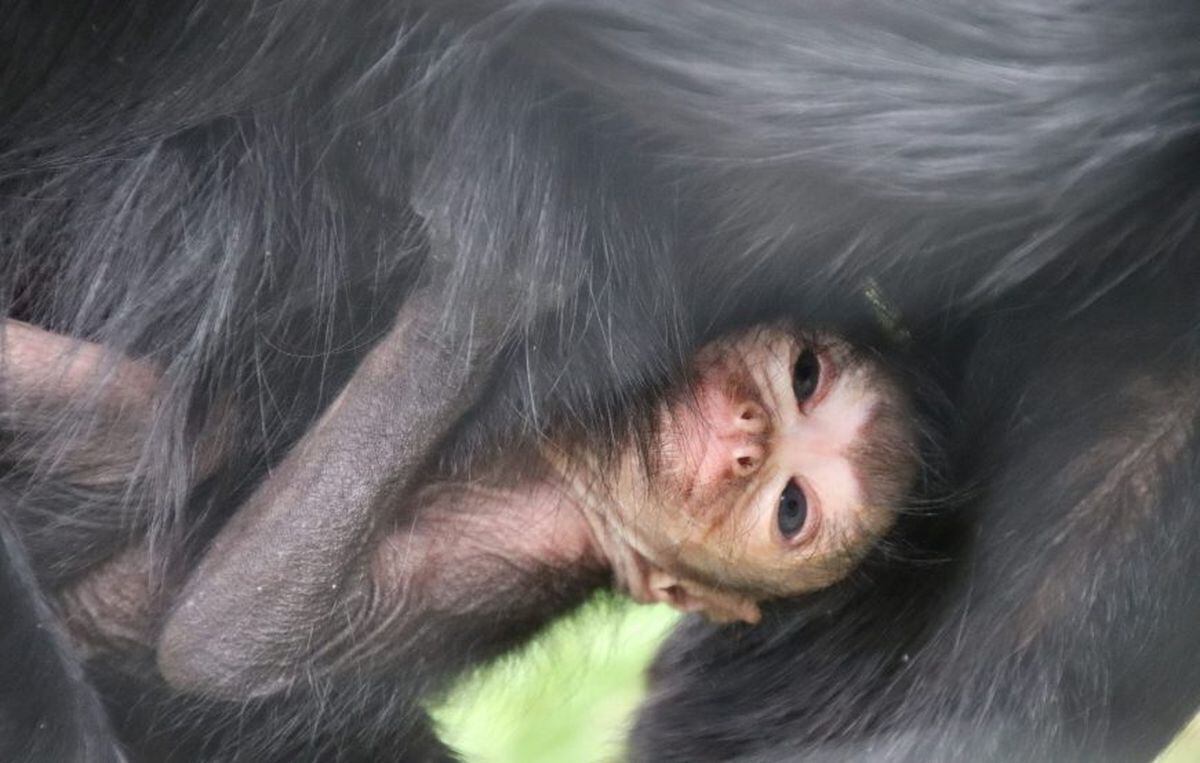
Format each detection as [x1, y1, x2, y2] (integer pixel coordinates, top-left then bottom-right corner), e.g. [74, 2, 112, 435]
[792, 347, 821, 405]
[778, 479, 808, 539]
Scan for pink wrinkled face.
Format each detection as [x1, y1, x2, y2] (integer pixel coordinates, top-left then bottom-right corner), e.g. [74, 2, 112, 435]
[610, 326, 915, 604]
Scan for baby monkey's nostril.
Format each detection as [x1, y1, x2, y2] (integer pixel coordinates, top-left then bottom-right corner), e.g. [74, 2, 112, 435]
[733, 401, 767, 435]
[732, 444, 764, 476]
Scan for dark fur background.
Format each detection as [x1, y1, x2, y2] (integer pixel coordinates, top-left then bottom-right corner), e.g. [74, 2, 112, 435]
[1, 1, 1198, 760]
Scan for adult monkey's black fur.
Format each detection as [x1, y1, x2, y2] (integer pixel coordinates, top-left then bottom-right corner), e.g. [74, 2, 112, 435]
[1, 2, 1198, 762]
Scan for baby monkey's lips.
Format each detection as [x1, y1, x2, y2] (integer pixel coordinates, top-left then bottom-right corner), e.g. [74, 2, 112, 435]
[650, 398, 739, 509]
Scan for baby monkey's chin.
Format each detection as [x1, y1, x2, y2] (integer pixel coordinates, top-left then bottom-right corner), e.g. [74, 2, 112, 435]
[571, 496, 661, 604]
[547, 448, 770, 625]
[535, 451, 664, 600]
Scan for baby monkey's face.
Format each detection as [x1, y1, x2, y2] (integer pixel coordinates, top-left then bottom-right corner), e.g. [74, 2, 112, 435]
[606, 326, 918, 623]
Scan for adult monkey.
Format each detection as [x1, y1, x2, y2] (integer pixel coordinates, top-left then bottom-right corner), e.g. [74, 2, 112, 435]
[2, 0, 1200, 762]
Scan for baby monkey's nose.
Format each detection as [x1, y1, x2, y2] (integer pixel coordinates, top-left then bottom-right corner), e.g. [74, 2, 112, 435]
[673, 372, 771, 486]
[728, 401, 767, 477]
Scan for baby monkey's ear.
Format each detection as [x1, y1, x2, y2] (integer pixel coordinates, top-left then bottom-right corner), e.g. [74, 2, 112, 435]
[645, 569, 762, 625]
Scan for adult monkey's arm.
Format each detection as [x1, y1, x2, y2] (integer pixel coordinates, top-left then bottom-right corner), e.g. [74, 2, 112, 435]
[157, 288, 500, 699]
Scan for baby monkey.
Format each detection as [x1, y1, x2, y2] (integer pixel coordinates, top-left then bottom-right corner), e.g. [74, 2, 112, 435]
[0, 317, 919, 699]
